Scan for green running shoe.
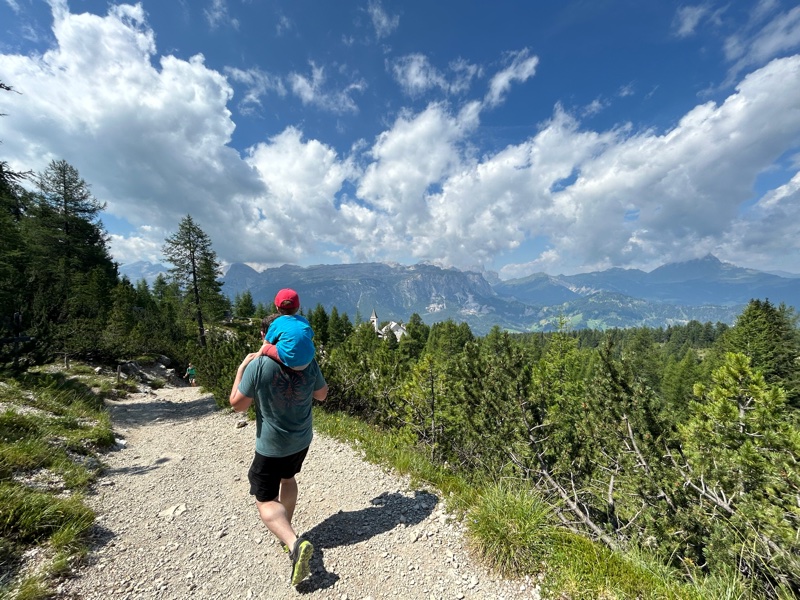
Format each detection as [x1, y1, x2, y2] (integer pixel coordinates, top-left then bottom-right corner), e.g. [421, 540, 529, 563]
[290, 538, 313, 586]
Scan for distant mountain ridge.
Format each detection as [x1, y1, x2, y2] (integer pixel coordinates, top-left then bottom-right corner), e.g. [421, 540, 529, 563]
[504, 255, 800, 308]
[120, 256, 800, 335]
[220, 255, 799, 334]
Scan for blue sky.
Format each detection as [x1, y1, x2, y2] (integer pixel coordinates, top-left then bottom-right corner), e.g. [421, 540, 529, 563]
[1, 0, 800, 278]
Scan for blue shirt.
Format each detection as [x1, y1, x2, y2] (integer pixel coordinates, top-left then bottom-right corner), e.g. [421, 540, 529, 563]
[266, 314, 316, 368]
[238, 356, 327, 457]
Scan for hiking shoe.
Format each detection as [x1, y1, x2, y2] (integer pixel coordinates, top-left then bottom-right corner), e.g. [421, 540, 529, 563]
[289, 537, 313, 586]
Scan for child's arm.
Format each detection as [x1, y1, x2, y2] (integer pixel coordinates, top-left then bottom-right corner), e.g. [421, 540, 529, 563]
[259, 341, 283, 364]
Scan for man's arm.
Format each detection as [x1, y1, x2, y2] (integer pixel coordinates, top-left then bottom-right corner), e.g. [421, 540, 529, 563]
[313, 383, 328, 402]
[229, 352, 261, 412]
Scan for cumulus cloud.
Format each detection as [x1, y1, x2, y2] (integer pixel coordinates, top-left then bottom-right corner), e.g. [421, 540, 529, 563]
[0, 1, 263, 262]
[1, 2, 800, 278]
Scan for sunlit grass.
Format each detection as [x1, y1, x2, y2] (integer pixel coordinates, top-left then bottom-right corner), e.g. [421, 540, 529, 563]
[0, 365, 112, 599]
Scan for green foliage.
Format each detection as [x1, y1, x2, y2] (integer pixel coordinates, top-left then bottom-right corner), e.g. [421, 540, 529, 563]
[313, 407, 701, 599]
[0, 365, 111, 599]
[677, 352, 800, 593]
[162, 214, 226, 348]
[720, 299, 800, 408]
[190, 328, 254, 408]
[233, 290, 256, 318]
[326, 306, 353, 349]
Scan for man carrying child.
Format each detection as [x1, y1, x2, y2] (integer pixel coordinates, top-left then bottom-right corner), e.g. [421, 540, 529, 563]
[229, 288, 327, 587]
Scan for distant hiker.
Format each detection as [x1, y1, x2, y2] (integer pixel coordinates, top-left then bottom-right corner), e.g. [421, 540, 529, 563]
[229, 344, 328, 587]
[183, 363, 196, 386]
[259, 288, 316, 370]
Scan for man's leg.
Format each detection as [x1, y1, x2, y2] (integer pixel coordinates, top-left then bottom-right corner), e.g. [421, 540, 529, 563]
[279, 476, 298, 523]
[255, 477, 298, 549]
[255, 479, 314, 586]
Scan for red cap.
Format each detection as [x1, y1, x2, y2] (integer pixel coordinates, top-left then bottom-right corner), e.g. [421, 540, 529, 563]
[274, 288, 300, 311]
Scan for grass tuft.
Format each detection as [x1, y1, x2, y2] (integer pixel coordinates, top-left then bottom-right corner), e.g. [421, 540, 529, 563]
[466, 481, 554, 576]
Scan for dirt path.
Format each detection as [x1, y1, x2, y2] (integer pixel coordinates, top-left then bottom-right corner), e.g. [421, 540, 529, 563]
[56, 383, 540, 600]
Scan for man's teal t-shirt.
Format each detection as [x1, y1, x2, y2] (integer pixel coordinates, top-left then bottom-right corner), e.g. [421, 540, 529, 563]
[238, 356, 327, 457]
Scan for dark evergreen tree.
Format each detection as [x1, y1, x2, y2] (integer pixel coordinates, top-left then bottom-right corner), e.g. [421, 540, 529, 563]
[326, 306, 352, 349]
[308, 304, 329, 347]
[398, 313, 429, 364]
[721, 299, 800, 408]
[23, 160, 116, 360]
[234, 290, 256, 319]
[162, 215, 225, 347]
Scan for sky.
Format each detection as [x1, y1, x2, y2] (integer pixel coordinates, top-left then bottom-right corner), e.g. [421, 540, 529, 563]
[1, 0, 800, 279]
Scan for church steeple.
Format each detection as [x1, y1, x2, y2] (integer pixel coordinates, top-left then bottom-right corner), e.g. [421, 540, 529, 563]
[370, 308, 379, 332]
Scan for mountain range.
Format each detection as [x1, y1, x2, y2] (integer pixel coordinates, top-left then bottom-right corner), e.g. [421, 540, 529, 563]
[119, 255, 800, 335]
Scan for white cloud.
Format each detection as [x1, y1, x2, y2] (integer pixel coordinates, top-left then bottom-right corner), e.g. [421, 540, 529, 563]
[367, 0, 399, 40]
[725, 5, 800, 75]
[0, 1, 262, 259]
[5, 0, 20, 14]
[390, 54, 481, 97]
[225, 66, 286, 114]
[673, 5, 710, 38]
[484, 48, 538, 108]
[2, 3, 800, 278]
[109, 229, 166, 265]
[205, 0, 239, 30]
[288, 61, 365, 114]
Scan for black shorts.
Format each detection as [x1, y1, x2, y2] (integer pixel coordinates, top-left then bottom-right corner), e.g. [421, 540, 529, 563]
[247, 447, 309, 502]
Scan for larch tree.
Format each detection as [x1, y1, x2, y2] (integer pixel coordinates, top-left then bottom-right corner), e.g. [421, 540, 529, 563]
[162, 215, 224, 348]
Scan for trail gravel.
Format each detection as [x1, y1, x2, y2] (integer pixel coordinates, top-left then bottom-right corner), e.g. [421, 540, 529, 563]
[56, 382, 541, 600]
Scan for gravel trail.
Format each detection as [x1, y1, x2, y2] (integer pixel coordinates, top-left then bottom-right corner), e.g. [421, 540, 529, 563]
[56, 382, 540, 600]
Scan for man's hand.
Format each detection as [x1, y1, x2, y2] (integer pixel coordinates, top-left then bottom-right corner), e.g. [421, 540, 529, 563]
[229, 353, 261, 412]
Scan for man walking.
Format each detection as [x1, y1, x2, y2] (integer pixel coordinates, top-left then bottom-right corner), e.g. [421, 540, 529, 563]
[229, 348, 328, 586]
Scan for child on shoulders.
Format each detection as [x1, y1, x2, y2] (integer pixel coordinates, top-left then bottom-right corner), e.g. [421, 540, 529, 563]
[260, 288, 316, 370]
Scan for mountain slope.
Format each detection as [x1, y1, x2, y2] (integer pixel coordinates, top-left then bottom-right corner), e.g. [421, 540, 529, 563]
[221, 256, 800, 334]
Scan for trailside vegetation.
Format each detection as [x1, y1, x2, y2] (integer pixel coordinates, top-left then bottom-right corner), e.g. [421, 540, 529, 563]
[311, 303, 800, 598]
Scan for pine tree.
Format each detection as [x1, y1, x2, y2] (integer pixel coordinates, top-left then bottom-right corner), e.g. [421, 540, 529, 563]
[234, 290, 256, 319]
[722, 299, 800, 407]
[162, 215, 224, 348]
[678, 352, 800, 593]
[21, 161, 116, 359]
[398, 313, 429, 364]
[326, 306, 353, 348]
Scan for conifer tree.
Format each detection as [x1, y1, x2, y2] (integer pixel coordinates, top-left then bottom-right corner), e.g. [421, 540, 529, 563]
[326, 306, 353, 348]
[23, 160, 116, 359]
[721, 299, 800, 407]
[234, 290, 256, 319]
[162, 215, 224, 347]
[678, 352, 800, 593]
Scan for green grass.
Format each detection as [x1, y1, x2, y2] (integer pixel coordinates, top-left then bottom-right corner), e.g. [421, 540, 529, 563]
[0, 365, 113, 599]
[313, 407, 751, 600]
